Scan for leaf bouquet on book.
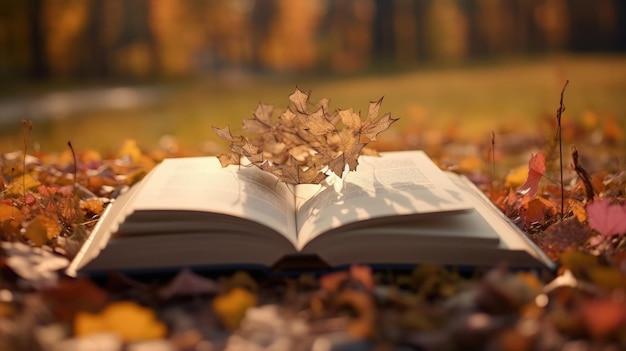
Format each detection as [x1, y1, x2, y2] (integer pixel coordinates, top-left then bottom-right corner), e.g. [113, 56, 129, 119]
[213, 87, 398, 184]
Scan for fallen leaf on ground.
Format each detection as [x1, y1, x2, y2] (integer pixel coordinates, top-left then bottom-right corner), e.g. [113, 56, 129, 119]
[74, 301, 167, 342]
[212, 287, 257, 330]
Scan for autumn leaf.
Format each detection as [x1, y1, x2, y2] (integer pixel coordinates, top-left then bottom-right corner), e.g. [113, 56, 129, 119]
[517, 152, 546, 197]
[360, 112, 398, 142]
[0, 203, 22, 222]
[214, 87, 398, 184]
[303, 107, 336, 135]
[212, 125, 242, 143]
[289, 87, 310, 114]
[24, 215, 62, 246]
[4, 173, 40, 197]
[328, 142, 366, 178]
[586, 198, 626, 238]
[74, 301, 167, 342]
[211, 287, 257, 330]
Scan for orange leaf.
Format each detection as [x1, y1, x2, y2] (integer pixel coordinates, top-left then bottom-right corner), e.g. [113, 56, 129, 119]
[74, 301, 167, 342]
[211, 288, 257, 330]
[0, 203, 22, 222]
[569, 199, 587, 223]
[80, 199, 104, 216]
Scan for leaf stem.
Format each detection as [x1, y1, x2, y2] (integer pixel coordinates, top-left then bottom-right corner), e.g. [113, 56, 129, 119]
[557, 80, 569, 220]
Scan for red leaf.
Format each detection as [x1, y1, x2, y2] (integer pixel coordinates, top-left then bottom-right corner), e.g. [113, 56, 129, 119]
[587, 198, 626, 238]
[517, 152, 545, 197]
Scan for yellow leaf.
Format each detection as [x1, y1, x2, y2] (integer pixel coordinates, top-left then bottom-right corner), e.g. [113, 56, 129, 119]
[74, 301, 167, 342]
[5, 174, 40, 197]
[569, 199, 587, 223]
[0, 203, 23, 222]
[23, 217, 49, 246]
[457, 156, 483, 174]
[80, 199, 104, 215]
[23, 215, 61, 246]
[211, 288, 257, 330]
[38, 214, 62, 240]
[504, 165, 528, 189]
[117, 139, 142, 163]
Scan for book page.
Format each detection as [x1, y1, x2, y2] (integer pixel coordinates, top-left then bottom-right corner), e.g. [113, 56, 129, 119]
[294, 151, 473, 249]
[128, 157, 299, 247]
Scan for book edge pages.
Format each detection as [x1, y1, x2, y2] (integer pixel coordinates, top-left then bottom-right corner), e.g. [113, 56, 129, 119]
[65, 174, 148, 277]
[449, 172, 556, 270]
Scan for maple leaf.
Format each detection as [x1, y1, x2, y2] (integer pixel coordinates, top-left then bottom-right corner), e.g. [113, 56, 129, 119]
[517, 152, 546, 197]
[304, 107, 336, 136]
[586, 198, 626, 238]
[289, 87, 310, 114]
[328, 142, 366, 178]
[212, 125, 243, 143]
[360, 97, 398, 142]
[214, 87, 398, 184]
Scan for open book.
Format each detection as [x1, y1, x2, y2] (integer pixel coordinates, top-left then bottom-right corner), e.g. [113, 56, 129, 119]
[67, 150, 554, 276]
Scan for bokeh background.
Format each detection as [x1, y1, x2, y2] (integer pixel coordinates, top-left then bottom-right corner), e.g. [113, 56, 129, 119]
[1, 0, 625, 153]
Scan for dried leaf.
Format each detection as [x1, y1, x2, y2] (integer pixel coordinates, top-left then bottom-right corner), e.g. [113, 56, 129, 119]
[339, 108, 362, 130]
[117, 139, 142, 163]
[517, 152, 546, 197]
[214, 88, 397, 184]
[569, 198, 587, 222]
[360, 112, 398, 142]
[74, 301, 167, 342]
[212, 288, 257, 330]
[304, 107, 335, 135]
[587, 198, 626, 238]
[5, 173, 40, 197]
[24, 215, 60, 246]
[0, 203, 22, 222]
[289, 87, 310, 114]
[80, 198, 104, 216]
[212, 125, 242, 143]
[254, 102, 274, 125]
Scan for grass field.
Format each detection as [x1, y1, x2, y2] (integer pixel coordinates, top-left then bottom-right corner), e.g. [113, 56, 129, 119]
[1, 55, 625, 154]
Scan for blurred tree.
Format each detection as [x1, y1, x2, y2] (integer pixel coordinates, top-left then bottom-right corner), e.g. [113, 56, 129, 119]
[28, 0, 48, 79]
[259, 0, 326, 72]
[424, 0, 468, 62]
[372, 0, 395, 62]
[0, 0, 624, 81]
[327, 0, 376, 72]
[42, 0, 88, 77]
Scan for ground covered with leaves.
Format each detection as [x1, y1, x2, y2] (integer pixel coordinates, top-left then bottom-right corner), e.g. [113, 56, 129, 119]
[1, 88, 626, 350]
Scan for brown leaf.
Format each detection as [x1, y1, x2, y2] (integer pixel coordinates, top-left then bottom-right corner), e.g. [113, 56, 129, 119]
[365, 96, 384, 124]
[304, 107, 336, 136]
[329, 142, 366, 178]
[212, 125, 242, 143]
[339, 108, 362, 130]
[289, 87, 310, 114]
[254, 102, 274, 125]
[242, 118, 271, 135]
[360, 112, 398, 142]
[217, 153, 240, 167]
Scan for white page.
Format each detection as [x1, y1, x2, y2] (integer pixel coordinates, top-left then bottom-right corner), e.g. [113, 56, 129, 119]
[294, 151, 473, 249]
[129, 157, 298, 247]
